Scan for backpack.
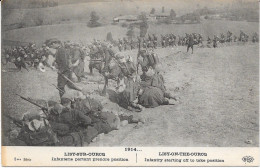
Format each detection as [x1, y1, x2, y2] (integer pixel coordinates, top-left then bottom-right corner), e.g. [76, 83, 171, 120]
[74, 98, 103, 115]
[147, 53, 159, 67]
[121, 61, 136, 76]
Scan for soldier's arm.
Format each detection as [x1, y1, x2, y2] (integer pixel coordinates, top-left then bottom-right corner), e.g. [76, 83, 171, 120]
[75, 110, 92, 125]
[140, 56, 149, 67]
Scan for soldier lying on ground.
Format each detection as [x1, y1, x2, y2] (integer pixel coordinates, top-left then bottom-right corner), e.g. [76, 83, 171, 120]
[10, 91, 144, 146]
[136, 86, 177, 108]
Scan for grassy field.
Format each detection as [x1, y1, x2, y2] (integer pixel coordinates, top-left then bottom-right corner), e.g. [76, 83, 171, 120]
[3, 19, 259, 46]
[2, 0, 193, 27]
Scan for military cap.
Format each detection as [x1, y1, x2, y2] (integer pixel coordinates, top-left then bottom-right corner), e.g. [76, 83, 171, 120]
[27, 119, 49, 132]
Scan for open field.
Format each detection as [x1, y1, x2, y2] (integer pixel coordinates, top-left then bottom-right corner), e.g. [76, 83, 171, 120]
[3, 20, 259, 46]
[2, 43, 259, 146]
[2, 0, 228, 27]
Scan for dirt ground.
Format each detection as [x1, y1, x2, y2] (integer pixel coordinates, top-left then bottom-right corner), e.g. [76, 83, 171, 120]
[2, 43, 259, 147]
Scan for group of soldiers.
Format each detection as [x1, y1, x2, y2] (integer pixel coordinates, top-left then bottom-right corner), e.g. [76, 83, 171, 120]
[3, 30, 258, 72]
[4, 28, 259, 146]
[10, 89, 143, 146]
[2, 43, 51, 71]
[8, 38, 180, 146]
[207, 31, 259, 48]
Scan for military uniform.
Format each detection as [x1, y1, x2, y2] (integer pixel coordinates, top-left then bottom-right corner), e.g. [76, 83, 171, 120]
[71, 47, 86, 81]
[17, 118, 58, 146]
[187, 35, 194, 54]
[55, 46, 74, 96]
[138, 86, 169, 108]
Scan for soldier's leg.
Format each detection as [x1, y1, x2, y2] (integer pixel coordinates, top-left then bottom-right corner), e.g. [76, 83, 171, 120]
[57, 73, 67, 97]
[164, 91, 177, 100]
[89, 63, 93, 74]
[191, 45, 193, 54]
[15, 62, 22, 71]
[21, 61, 29, 71]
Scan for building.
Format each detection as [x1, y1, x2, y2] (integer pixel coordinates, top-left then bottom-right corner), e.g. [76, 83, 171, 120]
[113, 15, 138, 23]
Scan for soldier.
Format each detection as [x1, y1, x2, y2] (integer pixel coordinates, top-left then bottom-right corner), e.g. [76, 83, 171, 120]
[118, 38, 123, 51]
[14, 48, 28, 71]
[60, 91, 122, 142]
[130, 39, 135, 50]
[207, 36, 211, 44]
[220, 33, 225, 43]
[123, 37, 128, 50]
[47, 39, 80, 97]
[227, 31, 232, 42]
[187, 34, 194, 54]
[252, 32, 259, 43]
[137, 86, 177, 108]
[161, 35, 165, 48]
[89, 44, 102, 74]
[213, 35, 218, 48]
[198, 34, 203, 45]
[70, 43, 87, 82]
[233, 35, 238, 42]
[16, 116, 59, 146]
[138, 49, 159, 72]
[115, 54, 142, 112]
[142, 38, 147, 49]
[153, 34, 157, 49]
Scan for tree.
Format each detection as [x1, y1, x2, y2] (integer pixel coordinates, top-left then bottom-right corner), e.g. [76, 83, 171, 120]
[162, 6, 165, 13]
[126, 25, 135, 39]
[170, 9, 176, 19]
[150, 8, 155, 14]
[106, 32, 113, 42]
[88, 11, 101, 27]
[138, 12, 149, 37]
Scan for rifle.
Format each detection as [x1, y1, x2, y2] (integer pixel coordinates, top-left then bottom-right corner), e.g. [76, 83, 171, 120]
[4, 114, 23, 127]
[51, 84, 65, 95]
[16, 93, 49, 116]
[137, 37, 141, 74]
[58, 72, 82, 91]
[90, 59, 102, 62]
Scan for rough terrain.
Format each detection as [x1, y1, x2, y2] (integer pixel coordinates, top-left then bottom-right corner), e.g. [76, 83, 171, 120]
[2, 43, 258, 147]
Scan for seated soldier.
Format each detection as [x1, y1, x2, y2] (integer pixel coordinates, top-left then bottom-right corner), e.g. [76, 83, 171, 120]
[113, 54, 143, 112]
[136, 86, 177, 108]
[140, 67, 177, 100]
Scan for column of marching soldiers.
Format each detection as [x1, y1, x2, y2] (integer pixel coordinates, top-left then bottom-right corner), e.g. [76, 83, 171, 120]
[2, 31, 259, 71]
[4, 30, 259, 146]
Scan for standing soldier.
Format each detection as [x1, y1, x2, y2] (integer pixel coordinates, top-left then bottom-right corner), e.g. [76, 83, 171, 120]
[233, 35, 238, 42]
[130, 39, 135, 50]
[252, 32, 258, 43]
[213, 35, 218, 48]
[47, 39, 80, 97]
[187, 34, 194, 54]
[118, 38, 123, 51]
[153, 34, 157, 49]
[70, 43, 87, 82]
[207, 36, 211, 44]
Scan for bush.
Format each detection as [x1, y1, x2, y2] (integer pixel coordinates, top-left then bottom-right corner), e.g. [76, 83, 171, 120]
[88, 11, 101, 28]
[87, 22, 101, 28]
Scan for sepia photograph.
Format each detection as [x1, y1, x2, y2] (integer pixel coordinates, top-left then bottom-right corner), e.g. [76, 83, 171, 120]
[1, 0, 259, 152]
